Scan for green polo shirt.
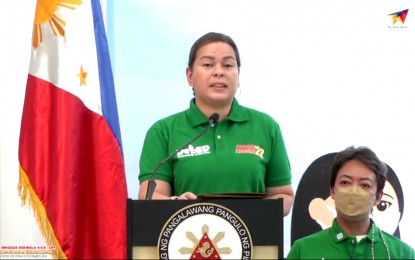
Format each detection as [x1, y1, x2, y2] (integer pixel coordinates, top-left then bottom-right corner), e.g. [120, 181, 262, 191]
[287, 219, 415, 259]
[139, 98, 291, 196]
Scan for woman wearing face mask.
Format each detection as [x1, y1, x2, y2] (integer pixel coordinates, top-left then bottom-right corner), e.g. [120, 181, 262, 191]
[287, 146, 415, 259]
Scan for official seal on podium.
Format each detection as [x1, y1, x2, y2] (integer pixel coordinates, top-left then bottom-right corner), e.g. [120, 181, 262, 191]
[158, 203, 253, 259]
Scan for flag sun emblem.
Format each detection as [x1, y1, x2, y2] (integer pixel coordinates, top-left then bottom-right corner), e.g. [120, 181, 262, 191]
[158, 203, 252, 259]
[33, 0, 82, 48]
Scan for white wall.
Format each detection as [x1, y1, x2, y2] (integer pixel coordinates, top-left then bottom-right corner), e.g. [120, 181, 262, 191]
[0, 0, 52, 256]
[1, 0, 414, 258]
[110, 0, 415, 255]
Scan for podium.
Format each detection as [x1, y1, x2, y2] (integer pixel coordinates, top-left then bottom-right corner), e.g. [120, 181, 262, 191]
[127, 198, 284, 259]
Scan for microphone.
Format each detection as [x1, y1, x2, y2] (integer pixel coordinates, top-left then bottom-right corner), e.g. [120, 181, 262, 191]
[145, 113, 219, 200]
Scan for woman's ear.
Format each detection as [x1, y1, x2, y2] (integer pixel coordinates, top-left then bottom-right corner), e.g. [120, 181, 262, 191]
[186, 67, 193, 86]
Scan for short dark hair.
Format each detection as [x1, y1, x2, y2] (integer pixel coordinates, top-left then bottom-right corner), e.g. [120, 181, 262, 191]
[330, 146, 387, 197]
[187, 32, 241, 69]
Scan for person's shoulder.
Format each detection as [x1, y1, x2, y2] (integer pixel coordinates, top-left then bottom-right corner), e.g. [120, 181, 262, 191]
[381, 231, 415, 252]
[239, 104, 279, 124]
[239, 103, 271, 116]
[292, 228, 331, 246]
[158, 110, 186, 122]
[149, 110, 187, 129]
[288, 228, 334, 259]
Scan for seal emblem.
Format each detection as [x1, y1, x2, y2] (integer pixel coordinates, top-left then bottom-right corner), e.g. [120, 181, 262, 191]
[158, 203, 252, 259]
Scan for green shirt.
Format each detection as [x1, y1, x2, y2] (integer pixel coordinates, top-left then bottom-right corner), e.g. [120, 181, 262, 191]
[287, 219, 415, 259]
[139, 98, 292, 196]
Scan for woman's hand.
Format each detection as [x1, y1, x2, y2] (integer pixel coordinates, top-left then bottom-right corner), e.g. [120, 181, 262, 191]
[171, 191, 197, 200]
[139, 180, 198, 200]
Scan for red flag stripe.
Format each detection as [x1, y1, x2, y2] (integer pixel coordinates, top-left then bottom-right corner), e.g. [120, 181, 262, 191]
[19, 75, 127, 259]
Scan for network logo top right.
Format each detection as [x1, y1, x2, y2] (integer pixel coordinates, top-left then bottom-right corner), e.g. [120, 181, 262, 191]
[387, 9, 409, 29]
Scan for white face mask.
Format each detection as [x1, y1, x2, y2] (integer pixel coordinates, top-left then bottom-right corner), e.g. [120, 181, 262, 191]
[334, 185, 375, 222]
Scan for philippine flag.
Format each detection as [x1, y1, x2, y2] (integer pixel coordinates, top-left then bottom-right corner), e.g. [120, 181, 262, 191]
[18, 0, 127, 259]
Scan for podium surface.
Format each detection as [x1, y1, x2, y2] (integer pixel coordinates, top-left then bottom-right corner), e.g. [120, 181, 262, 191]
[127, 198, 283, 259]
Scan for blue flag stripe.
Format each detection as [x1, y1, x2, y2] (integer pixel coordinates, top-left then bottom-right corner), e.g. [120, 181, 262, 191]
[91, 0, 123, 151]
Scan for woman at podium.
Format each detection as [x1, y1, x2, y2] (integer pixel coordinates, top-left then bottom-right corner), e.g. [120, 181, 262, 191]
[138, 32, 294, 216]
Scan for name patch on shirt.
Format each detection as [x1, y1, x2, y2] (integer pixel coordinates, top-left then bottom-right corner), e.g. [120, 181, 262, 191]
[177, 144, 210, 158]
[235, 144, 264, 158]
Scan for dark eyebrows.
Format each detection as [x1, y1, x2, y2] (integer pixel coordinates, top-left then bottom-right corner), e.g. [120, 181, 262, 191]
[199, 55, 236, 62]
[338, 175, 352, 180]
[223, 56, 236, 61]
[360, 177, 375, 182]
[338, 174, 375, 183]
[199, 55, 215, 61]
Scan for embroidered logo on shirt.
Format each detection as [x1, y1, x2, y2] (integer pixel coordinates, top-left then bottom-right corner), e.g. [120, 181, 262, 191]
[235, 144, 264, 158]
[177, 144, 210, 158]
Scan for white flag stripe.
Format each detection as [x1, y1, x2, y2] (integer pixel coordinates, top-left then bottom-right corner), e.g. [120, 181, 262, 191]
[29, 2, 102, 116]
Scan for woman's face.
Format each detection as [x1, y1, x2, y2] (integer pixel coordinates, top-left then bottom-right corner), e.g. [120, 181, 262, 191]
[186, 42, 239, 109]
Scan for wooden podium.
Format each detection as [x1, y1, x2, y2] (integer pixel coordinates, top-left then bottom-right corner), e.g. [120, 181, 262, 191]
[127, 198, 284, 259]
